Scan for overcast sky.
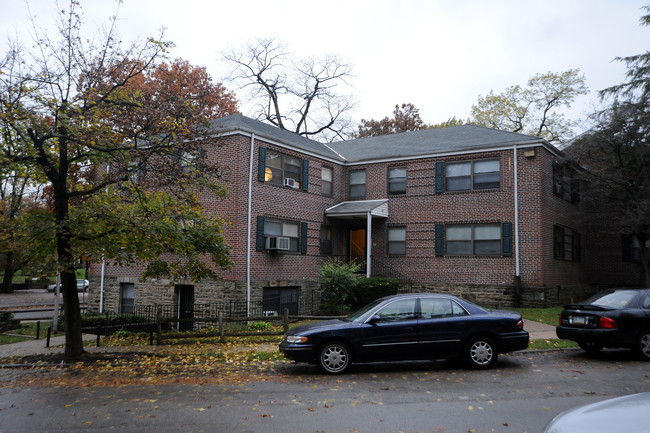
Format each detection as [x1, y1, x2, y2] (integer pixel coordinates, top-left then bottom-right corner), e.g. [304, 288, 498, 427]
[1, 0, 648, 135]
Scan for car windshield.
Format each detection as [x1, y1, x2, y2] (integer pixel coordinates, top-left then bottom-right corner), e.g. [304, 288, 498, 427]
[343, 299, 385, 323]
[586, 290, 639, 309]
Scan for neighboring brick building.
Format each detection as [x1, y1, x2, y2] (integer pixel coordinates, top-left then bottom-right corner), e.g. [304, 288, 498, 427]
[88, 114, 638, 314]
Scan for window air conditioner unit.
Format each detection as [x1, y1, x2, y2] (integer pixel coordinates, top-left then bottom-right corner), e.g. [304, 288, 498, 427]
[283, 178, 297, 188]
[265, 236, 291, 251]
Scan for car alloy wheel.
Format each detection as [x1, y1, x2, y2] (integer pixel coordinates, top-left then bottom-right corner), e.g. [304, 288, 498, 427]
[465, 336, 497, 369]
[638, 331, 650, 361]
[319, 341, 351, 374]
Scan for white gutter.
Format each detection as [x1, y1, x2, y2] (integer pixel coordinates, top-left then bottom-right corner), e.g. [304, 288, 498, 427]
[513, 145, 521, 290]
[246, 133, 256, 317]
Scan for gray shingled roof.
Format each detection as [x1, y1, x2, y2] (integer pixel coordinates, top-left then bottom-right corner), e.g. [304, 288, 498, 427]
[329, 125, 547, 163]
[209, 114, 344, 161]
[210, 114, 550, 164]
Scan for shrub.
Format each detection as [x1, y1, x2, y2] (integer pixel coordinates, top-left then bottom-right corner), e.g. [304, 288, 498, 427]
[349, 277, 399, 310]
[0, 311, 20, 332]
[112, 329, 134, 339]
[318, 258, 362, 315]
[79, 312, 150, 328]
[248, 321, 271, 331]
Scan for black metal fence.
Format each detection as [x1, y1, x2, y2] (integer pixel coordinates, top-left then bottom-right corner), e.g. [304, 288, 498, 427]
[93, 292, 322, 333]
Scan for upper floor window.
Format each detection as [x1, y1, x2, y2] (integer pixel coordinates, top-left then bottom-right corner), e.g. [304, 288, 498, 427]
[321, 166, 333, 196]
[264, 150, 302, 188]
[388, 166, 407, 195]
[553, 162, 580, 204]
[387, 226, 406, 255]
[554, 225, 581, 262]
[446, 224, 502, 256]
[350, 169, 366, 199]
[446, 159, 500, 191]
[173, 148, 205, 177]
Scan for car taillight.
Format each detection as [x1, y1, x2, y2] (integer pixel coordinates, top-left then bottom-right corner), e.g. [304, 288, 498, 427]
[517, 319, 524, 329]
[598, 317, 618, 329]
[559, 314, 562, 326]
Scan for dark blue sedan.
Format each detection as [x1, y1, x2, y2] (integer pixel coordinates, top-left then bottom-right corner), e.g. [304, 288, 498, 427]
[279, 293, 529, 374]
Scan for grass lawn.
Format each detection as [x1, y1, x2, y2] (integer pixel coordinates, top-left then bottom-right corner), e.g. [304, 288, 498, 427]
[0, 321, 63, 345]
[511, 306, 563, 326]
[511, 306, 579, 350]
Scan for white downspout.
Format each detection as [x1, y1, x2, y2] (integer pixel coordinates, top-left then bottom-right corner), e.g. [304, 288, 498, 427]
[513, 145, 521, 293]
[99, 258, 105, 313]
[366, 212, 372, 278]
[246, 133, 256, 317]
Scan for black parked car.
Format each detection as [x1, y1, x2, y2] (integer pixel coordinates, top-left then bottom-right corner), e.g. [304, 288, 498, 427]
[279, 293, 529, 374]
[556, 288, 650, 359]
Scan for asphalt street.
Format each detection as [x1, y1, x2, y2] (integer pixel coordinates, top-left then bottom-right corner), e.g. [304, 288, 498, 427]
[1, 290, 88, 321]
[1, 349, 649, 433]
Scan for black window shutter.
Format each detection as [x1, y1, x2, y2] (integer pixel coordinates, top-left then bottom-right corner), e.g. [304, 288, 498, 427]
[302, 159, 309, 191]
[256, 216, 265, 251]
[301, 222, 308, 254]
[258, 147, 267, 182]
[572, 230, 581, 262]
[435, 162, 444, 194]
[570, 171, 580, 203]
[435, 224, 444, 256]
[554, 226, 564, 259]
[502, 222, 513, 257]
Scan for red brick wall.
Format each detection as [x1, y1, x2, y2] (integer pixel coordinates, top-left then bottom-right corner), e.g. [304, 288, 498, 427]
[90, 132, 629, 310]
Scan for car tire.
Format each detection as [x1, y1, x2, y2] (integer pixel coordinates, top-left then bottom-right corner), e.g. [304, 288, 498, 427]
[636, 331, 650, 361]
[464, 336, 497, 369]
[318, 341, 351, 374]
[579, 342, 603, 355]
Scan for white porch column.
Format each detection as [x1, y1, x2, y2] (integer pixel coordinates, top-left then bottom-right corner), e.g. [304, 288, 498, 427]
[366, 212, 372, 278]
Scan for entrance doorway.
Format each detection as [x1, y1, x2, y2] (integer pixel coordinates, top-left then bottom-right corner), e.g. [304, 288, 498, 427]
[175, 284, 194, 332]
[350, 228, 366, 271]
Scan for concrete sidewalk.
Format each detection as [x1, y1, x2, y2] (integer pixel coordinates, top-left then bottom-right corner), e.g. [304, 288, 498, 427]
[0, 321, 558, 360]
[524, 320, 557, 340]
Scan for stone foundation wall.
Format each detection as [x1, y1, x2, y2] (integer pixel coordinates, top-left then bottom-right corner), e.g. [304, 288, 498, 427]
[87, 276, 321, 315]
[88, 275, 598, 315]
[411, 283, 597, 308]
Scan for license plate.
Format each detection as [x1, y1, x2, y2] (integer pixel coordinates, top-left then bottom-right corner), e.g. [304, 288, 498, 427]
[569, 315, 586, 325]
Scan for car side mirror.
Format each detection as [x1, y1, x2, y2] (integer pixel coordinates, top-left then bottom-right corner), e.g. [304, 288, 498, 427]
[368, 314, 381, 324]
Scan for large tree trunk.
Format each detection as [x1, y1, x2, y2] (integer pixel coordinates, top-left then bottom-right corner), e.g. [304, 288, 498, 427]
[53, 144, 85, 361]
[57, 227, 84, 360]
[60, 264, 84, 360]
[1, 252, 15, 293]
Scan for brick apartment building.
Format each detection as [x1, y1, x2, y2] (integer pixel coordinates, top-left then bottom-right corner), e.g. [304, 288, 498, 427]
[88, 113, 641, 315]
